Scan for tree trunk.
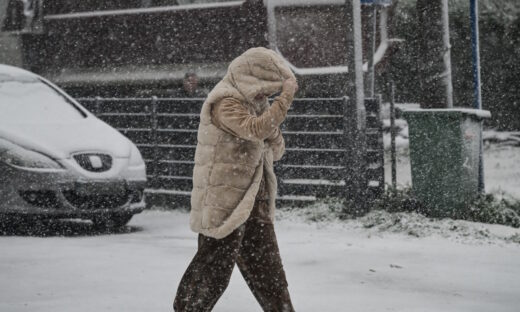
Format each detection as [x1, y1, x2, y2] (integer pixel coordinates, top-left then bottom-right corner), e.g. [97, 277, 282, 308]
[416, 0, 453, 108]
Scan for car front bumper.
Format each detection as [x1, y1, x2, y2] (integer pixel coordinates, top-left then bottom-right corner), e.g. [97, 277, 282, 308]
[0, 163, 146, 218]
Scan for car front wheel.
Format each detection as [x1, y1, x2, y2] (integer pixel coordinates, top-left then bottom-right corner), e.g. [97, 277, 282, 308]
[91, 213, 133, 230]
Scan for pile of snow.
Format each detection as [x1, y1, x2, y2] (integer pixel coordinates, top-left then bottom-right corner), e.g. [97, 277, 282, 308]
[277, 203, 520, 245]
[483, 130, 520, 146]
[382, 119, 409, 150]
[357, 210, 520, 244]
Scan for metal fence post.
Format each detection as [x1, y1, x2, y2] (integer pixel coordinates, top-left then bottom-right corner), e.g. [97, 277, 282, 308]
[95, 96, 102, 115]
[390, 82, 397, 191]
[151, 96, 159, 188]
[364, 96, 384, 201]
[342, 96, 352, 203]
[470, 0, 485, 194]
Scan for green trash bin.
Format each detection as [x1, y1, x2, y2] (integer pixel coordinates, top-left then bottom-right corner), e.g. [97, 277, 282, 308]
[402, 108, 491, 217]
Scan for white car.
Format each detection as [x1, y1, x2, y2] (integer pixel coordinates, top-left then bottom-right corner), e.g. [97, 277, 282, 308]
[0, 64, 147, 228]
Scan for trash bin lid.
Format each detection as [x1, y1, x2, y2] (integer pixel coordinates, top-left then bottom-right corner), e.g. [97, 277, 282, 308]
[401, 108, 491, 120]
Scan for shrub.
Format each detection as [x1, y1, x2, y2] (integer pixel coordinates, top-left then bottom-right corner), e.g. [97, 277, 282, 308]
[369, 187, 520, 228]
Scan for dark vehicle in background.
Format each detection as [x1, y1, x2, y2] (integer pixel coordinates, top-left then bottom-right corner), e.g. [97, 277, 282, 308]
[0, 0, 359, 98]
[0, 64, 147, 228]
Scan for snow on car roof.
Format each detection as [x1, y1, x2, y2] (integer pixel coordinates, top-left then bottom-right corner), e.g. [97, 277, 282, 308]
[0, 64, 38, 82]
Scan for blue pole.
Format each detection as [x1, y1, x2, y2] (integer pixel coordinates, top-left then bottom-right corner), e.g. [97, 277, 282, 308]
[470, 0, 485, 193]
[470, 0, 482, 109]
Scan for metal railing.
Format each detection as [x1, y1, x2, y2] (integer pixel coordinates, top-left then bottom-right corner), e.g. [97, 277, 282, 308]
[78, 96, 384, 209]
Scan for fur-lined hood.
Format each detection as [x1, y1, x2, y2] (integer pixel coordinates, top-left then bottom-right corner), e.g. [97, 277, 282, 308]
[202, 47, 295, 118]
[227, 47, 295, 104]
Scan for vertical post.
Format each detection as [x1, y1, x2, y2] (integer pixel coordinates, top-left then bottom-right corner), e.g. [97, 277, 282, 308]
[368, 5, 377, 98]
[470, 0, 485, 193]
[151, 96, 159, 187]
[343, 96, 368, 215]
[344, 0, 367, 214]
[345, 0, 365, 120]
[390, 82, 397, 190]
[441, 0, 453, 108]
[470, 0, 482, 110]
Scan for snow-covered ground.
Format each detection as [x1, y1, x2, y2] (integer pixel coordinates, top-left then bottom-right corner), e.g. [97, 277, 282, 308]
[1, 137, 519, 312]
[1, 207, 519, 312]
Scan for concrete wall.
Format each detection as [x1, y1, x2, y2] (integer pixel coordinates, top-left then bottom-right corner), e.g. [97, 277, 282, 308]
[0, 0, 24, 66]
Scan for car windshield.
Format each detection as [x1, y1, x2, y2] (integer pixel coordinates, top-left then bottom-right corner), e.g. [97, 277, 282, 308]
[0, 74, 85, 123]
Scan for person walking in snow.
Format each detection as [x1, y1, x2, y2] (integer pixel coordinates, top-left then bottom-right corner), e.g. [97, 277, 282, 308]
[173, 47, 298, 312]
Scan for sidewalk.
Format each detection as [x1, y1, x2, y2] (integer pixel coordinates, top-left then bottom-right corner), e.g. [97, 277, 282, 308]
[1, 210, 519, 312]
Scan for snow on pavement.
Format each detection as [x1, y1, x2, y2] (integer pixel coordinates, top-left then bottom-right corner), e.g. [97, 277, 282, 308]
[1, 210, 519, 312]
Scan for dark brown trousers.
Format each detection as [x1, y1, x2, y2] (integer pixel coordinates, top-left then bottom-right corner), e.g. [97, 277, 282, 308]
[173, 208, 295, 312]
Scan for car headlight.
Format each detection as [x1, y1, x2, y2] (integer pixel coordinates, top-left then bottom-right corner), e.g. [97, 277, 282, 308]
[129, 143, 145, 167]
[0, 140, 62, 169]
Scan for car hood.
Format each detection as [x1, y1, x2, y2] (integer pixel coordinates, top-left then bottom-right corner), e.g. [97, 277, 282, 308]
[0, 116, 132, 159]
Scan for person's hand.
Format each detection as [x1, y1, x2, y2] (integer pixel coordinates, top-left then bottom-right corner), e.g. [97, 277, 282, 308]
[282, 78, 298, 96]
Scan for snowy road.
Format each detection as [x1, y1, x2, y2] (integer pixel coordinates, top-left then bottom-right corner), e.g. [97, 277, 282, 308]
[1, 210, 519, 312]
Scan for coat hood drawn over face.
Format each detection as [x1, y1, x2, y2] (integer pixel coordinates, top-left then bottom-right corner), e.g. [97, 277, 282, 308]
[203, 47, 296, 117]
[227, 47, 295, 105]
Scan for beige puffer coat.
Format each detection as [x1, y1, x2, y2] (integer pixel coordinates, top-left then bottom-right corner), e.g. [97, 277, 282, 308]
[189, 47, 296, 239]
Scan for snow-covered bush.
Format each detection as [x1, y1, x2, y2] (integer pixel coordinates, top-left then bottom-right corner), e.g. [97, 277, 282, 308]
[371, 187, 520, 228]
[466, 193, 520, 228]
